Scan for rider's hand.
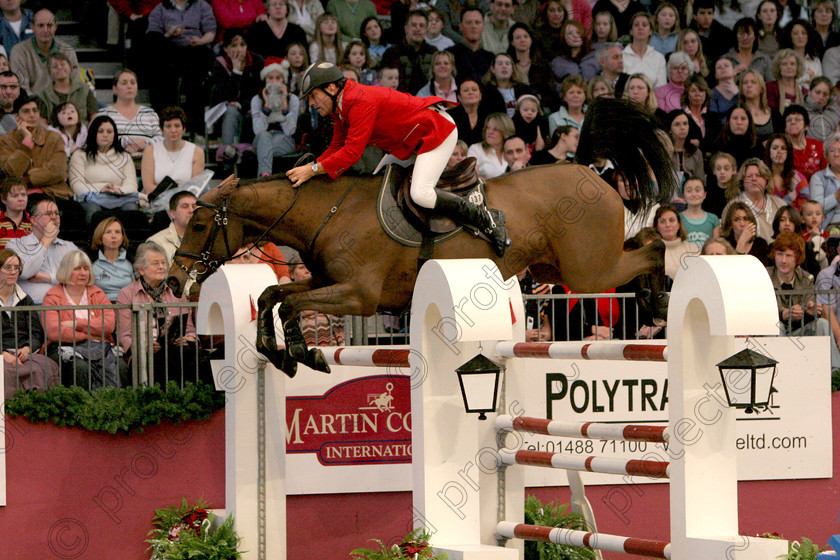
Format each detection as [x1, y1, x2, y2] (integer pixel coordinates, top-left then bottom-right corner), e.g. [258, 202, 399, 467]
[287, 163, 318, 187]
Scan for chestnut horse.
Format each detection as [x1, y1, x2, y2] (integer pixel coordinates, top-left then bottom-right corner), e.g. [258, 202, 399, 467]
[167, 98, 677, 376]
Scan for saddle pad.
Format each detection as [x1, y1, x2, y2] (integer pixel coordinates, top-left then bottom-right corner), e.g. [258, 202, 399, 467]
[376, 164, 467, 247]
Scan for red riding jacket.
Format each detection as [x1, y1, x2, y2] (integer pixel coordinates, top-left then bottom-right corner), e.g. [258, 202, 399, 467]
[317, 80, 457, 179]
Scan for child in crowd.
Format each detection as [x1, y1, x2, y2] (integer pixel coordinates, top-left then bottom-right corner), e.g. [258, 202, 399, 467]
[310, 13, 343, 64]
[512, 94, 548, 152]
[650, 2, 680, 56]
[706, 152, 737, 216]
[378, 65, 400, 89]
[702, 237, 737, 255]
[591, 11, 617, 47]
[801, 199, 829, 269]
[251, 59, 301, 176]
[680, 177, 720, 247]
[425, 9, 454, 51]
[0, 177, 30, 249]
[360, 16, 389, 67]
[282, 42, 309, 98]
[48, 102, 86, 158]
[341, 40, 377, 86]
[447, 140, 468, 169]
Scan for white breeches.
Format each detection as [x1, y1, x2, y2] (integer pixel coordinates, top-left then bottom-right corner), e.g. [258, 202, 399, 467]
[409, 110, 458, 209]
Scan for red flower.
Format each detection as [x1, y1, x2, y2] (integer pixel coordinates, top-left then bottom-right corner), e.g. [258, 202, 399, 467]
[399, 540, 429, 556]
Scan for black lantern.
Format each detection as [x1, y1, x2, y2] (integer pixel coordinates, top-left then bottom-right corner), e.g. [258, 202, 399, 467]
[455, 353, 502, 420]
[717, 348, 779, 414]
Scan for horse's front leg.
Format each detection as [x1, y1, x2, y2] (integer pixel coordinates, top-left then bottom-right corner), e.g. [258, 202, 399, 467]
[257, 280, 312, 376]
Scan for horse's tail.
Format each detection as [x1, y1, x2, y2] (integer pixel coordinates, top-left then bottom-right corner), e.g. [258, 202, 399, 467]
[575, 97, 677, 211]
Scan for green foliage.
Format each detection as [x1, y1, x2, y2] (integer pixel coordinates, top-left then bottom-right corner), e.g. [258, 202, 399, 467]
[782, 538, 825, 560]
[350, 528, 447, 560]
[5, 381, 225, 434]
[832, 368, 840, 392]
[523, 496, 596, 560]
[147, 498, 242, 560]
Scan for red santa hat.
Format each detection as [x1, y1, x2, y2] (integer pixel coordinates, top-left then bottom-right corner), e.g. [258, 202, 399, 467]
[261, 56, 286, 80]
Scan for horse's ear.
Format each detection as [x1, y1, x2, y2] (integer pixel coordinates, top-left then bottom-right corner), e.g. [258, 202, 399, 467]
[216, 174, 240, 200]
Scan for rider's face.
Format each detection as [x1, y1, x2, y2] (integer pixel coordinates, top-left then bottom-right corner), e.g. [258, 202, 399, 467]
[309, 87, 334, 116]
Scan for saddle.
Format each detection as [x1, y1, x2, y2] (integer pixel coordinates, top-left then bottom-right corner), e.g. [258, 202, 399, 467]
[391, 157, 484, 234]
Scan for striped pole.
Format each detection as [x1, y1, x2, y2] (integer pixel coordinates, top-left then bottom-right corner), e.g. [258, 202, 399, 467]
[320, 346, 411, 368]
[496, 415, 669, 443]
[497, 450, 670, 479]
[495, 341, 667, 362]
[497, 521, 671, 559]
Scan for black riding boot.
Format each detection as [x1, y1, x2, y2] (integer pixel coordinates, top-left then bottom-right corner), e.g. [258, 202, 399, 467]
[434, 189, 510, 256]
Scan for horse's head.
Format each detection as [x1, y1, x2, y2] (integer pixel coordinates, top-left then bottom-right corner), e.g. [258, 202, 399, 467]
[167, 176, 244, 297]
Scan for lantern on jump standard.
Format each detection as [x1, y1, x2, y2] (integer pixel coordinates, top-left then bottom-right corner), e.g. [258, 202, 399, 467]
[455, 354, 502, 420]
[717, 348, 779, 414]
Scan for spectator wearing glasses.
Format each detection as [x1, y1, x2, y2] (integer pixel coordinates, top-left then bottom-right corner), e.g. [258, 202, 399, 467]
[5, 194, 78, 304]
[0, 70, 23, 130]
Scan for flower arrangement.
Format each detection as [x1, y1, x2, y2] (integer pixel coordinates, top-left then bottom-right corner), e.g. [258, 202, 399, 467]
[350, 528, 448, 560]
[757, 532, 825, 560]
[147, 499, 242, 560]
[524, 496, 595, 560]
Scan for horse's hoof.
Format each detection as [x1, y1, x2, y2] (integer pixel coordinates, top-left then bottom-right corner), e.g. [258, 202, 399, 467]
[280, 350, 298, 377]
[305, 348, 331, 374]
[652, 291, 669, 325]
[288, 342, 307, 362]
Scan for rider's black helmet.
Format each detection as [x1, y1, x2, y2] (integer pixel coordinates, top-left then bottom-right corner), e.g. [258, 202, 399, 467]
[300, 61, 347, 98]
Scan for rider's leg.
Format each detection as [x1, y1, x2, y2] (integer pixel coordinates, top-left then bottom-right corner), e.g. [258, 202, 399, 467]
[409, 113, 459, 208]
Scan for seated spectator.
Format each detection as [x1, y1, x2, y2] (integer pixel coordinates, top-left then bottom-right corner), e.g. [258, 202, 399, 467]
[681, 74, 712, 143]
[0, 1, 33, 55]
[117, 241, 198, 387]
[229, 242, 292, 282]
[416, 50, 458, 103]
[360, 16, 389, 67]
[0, 176, 30, 248]
[426, 9, 455, 51]
[588, 75, 612, 103]
[508, 23, 557, 109]
[551, 21, 598, 86]
[591, 11, 617, 51]
[800, 199, 829, 269]
[69, 115, 140, 223]
[810, 0, 839, 56]
[210, 29, 265, 148]
[702, 236, 737, 255]
[9, 8, 78, 93]
[785, 104, 826, 181]
[654, 204, 700, 280]
[533, 0, 566, 60]
[711, 55, 740, 117]
[141, 106, 206, 196]
[382, 11, 436, 95]
[622, 13, 666, 89]
[0, 95, 70, 199]
[0, 70, 23, 133]
[447, 7, 495, 83]
[47, 102, 86, 158]
[649, 2, 679, 57]
[91, 216, 134, 303]
[43, 250, 125, 389]
[810, 133, 840, 231]
[772, 203, 824, 274]
[766, 48, 807, 111]
[287, 260, 344, 345]
[288, 0, 324, 43]
[309, 13, 343, 64]
[377, 65, 400, 89]
[764, 132, 809, 207]
[36, 52, 98, 125]
[739, 69, 784, 145]
[780, 19, 822, 86]
[502, 135, 530, 171]
[622, 73, 658, 117]
[706, 151, 738, 216]
[681, 177, 720, 247]
[530, 124, 578, 164]
[756, 0, 781, 56]
[483, 52, 534, 118]
[768, 231, 840, 368]
[548, 76, 586, 136]
[212, 0, 266, 39]
[723, 157, 786, 242]
[467, 112, 512, 179]
[326, 0, 376, 43]
[706, 105, 765, 167]
[251, 61, 299, 176]
[446, 139, 468, 169]
[667, 110, 704, 184]
[688, 0, 733, 63]
[655, 52, 692, 114]
[726, 17, 773, 84]
[146, 0, 217, 135]
[280, 42, 309, 98]
[246, 0, 307, 61]
[340, 40, 377, 86]
[721, 200, 771, 263]
[596, 42, 627, 98]
[0, 247, 59, 399]
[481, 0, 517, 54]
[6, 195, 79, 304]
[591, 0, 643, 38]
[147, 190, 197, 266]
[447, 77, 489, 147]
[512, 94, 547, 151]
[96, 69, 162, 158]
[804, 77, 840, 145]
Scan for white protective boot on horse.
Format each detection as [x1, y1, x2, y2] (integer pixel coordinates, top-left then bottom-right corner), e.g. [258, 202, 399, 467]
[433, 188, 510, 257]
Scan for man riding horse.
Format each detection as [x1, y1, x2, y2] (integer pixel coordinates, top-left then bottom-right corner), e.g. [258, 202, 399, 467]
[286, 61, 510, 256]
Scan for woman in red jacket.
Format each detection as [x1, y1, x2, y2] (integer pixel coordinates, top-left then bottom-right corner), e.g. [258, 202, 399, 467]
[286, 61, 509, 256]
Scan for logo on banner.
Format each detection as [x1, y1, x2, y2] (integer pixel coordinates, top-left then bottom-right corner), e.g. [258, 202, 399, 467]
[286, 375, 411, 465]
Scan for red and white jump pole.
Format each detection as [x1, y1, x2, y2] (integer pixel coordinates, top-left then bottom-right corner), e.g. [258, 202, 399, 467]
[495, 341, 667, 362]
[496, 522, 672, 559]
[497, 450, 670, 478]
[320, 346, 411, 368]
[496, 415, 669, 443]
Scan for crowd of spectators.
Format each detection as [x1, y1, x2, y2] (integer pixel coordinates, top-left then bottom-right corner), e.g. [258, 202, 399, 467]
[4, 0, 840, 395]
